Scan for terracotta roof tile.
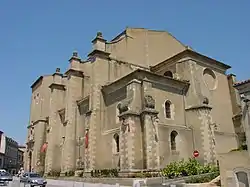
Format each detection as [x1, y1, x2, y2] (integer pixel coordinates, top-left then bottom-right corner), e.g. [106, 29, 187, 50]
[234, 79, 250, 86]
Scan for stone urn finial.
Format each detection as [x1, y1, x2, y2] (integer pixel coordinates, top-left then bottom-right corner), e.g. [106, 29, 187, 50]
[72, 51, 78, 57]
[56, 68, 60, 73]
[97, 32, 103, 38]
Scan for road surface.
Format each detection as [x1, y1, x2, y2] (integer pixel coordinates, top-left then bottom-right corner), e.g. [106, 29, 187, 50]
[6, 179, 61, 187]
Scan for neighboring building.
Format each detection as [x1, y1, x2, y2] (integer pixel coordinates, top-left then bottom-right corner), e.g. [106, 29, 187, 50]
[24, 27, 238, 176]
[0, 131, 6, 169]
[219, 78, 250, 186]
[17, 145, 25, 171]
[3, 136, 18, 174]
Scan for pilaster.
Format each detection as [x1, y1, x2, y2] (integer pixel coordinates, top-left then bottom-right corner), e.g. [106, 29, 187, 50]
[118, 80, 143, 171]
[45, 74, 65, 174]
[186, 99, 217, 165]
[84, 111, 91, 172]
[33, 119, 47, 173]
[60, 68, 83, 174]
[141, 98, 160, 169]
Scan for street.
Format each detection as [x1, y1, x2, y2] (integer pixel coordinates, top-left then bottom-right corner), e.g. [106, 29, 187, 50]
[6, 178, 61, 187]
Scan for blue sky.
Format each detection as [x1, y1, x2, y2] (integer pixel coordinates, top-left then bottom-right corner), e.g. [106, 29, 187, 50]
[0, 1, 249, 144]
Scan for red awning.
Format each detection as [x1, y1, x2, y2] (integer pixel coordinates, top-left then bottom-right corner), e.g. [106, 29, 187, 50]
[41, 142, 48, 153]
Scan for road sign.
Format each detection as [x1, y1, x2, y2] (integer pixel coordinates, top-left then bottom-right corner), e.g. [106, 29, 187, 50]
[193, 150, 199, 158]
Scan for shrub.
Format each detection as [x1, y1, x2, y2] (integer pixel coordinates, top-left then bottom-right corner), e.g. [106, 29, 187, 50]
[65, 170, 75, 177]
[161, 158, 219, 179]
[90, 169, 119, 177]
[48, 170, 60, 177]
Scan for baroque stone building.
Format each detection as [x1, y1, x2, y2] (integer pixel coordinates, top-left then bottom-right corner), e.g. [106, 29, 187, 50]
[219, 77, 250, 186]
[24, 28, 238, 175]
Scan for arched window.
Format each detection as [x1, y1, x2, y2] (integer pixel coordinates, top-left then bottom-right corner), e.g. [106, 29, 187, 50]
[164, 71, 173, 78]
[165, 101, 172, 119]
[113, 133, 119, 153]
[170, 131, 178, 150]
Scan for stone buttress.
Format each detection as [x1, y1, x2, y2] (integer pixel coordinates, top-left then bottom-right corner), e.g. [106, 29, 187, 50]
[186, 98, 217, 165]
[33, 119, 47, 173]
[60, 54, 84, 175]
[45, 71, 65, 174]
[118, 80, 144, 171]
[141, 94, 160, 170]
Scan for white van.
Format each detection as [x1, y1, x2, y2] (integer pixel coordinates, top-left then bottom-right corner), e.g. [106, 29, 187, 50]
[0, 169, 6, 173]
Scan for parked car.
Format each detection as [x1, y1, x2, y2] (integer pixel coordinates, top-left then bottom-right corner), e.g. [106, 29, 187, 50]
[0, 171, 13, 186]
[0, 169, 6, 173]
[20, 172, 47, 187]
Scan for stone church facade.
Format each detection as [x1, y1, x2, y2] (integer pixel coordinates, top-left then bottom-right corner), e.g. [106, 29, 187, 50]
[24, 28, 238, 175]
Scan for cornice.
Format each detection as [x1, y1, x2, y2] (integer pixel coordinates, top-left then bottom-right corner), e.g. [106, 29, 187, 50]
[28, 118, 48, 128]
[102, 69, 189, 95]
[49, 83, 66, 91]
[52, 72, 63, 77]
[87, 49, 110, 59]
[150, 49, 231, 74]
[31, 76, 43, 89]
[69, 56, 81, 62]
[65, 69, 84, 78]
[185, 104, 212, 111]
[76, 95, 90, 106]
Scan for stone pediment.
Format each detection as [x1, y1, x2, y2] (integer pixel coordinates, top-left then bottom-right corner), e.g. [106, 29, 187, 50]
[102, 69, 189, 95]
[150, 48, 231, 74]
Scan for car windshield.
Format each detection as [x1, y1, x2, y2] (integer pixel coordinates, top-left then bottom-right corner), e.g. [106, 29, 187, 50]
[29, 173, 40, 178]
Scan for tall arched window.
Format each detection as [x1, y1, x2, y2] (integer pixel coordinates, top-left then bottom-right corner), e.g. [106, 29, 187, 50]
[113, 133, 119, 153]
[170, 130, 178, 150]
[164, 71, 173, 78]
[165, 101, 172, 119]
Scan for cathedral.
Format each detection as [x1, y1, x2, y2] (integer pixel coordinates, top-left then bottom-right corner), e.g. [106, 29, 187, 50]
[24, 28, 238, 176]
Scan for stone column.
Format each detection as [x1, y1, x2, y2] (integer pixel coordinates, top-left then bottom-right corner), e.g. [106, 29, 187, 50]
[141, 95, 160, 170]
[60, 69, 83, 175]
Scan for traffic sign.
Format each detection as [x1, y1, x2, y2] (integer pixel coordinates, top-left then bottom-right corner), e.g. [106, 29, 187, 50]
[193, 150, 199, 158]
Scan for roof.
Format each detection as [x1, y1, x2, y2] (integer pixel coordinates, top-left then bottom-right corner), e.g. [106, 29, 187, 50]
[150, 48, 231, 72]
[110, 27, 186, 47]
[234, 79, 250, 87]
